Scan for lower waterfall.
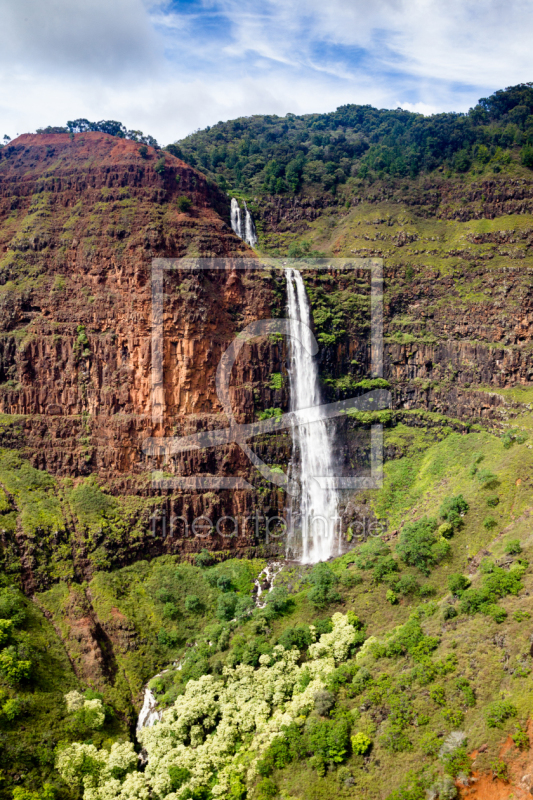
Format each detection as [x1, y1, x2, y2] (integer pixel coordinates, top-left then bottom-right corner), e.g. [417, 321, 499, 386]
[285, 268, 340, 563]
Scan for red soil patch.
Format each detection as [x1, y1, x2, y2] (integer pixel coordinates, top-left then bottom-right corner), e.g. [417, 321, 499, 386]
[458, 721, 533, 799]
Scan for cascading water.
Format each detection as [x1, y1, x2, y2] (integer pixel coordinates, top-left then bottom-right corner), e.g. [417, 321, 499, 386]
[243, 201, 258, 247]
[286, 268, 340, 563]
[230, 197, 257, 247]
[230, 197, 243, 239]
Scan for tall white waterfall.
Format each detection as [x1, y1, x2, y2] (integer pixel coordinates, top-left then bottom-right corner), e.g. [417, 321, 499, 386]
[243, 201, 258, 247]
[286, 268, 339, 563]
[230, 198, 243, 239]
[230, 198, 257, 247]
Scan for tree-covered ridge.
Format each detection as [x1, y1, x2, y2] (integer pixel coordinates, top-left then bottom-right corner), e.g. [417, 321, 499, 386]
[172, 83, 533, 193]
[32, 120, 158, 147]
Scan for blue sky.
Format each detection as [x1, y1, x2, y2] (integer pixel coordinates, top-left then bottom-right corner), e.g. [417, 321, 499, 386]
[1, 0, 532, 144]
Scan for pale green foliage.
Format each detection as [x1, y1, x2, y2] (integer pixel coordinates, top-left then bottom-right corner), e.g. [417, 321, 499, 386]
[65, 690, 85, 712]
[56, 741, 139, 795]
[60, 613, 360, 799]
[64, 691, 105, 729]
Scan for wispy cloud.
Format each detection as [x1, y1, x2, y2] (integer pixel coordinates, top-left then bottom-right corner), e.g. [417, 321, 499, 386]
[1, 0, 532, 143]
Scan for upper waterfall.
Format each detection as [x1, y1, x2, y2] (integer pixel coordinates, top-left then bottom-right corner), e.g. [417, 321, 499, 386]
[286, 268, 340, 563]
[230, 197, 257, 247]
[230, 197, 243, 239]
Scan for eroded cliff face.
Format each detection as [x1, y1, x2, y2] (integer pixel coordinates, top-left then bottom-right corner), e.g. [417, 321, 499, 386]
[0, 134, 291, 584]
[253, 181, 533, 438]
[3, 134, 533, 589]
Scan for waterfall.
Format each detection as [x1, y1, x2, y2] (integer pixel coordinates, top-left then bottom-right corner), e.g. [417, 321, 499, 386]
[230, 197, 257, 247]
[230, 197, 242, 239]
[286, 268, 340, 563]
[243, 201, 258, 247]
[136, 687, 162, 731]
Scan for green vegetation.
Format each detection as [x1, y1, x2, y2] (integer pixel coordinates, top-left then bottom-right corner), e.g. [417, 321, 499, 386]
[176, 195, 192, 212]
[174, 84, 533, 193]
[396, 518, 450, 575]
[37, 118, 158, 146]
[7, 89, 533, 798]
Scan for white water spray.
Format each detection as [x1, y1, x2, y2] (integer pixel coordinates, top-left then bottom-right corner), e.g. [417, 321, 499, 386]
[230, 197, 243, 239]
[243, 201, 258, 247]
[286, 268, 340, 563]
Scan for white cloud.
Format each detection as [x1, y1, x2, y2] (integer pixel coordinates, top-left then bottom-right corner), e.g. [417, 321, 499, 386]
[0, 0, 159, 78]
[394, 101, 439, 116]
[1, 0, 532, 143]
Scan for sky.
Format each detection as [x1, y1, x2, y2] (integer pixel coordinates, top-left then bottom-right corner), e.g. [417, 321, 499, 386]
[1, 0, 532, 145]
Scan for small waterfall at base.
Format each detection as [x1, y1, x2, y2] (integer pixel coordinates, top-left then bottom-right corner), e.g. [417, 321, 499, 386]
[286, 268, 340, 563]
[230, 197, 243, 239]
[243, 201, 258, 247]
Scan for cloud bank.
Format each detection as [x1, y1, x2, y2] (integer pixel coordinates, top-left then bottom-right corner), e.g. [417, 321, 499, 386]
[0, 0, 532, 144]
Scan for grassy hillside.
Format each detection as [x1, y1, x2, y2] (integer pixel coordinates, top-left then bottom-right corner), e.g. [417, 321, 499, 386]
[0, 419, 529, 798]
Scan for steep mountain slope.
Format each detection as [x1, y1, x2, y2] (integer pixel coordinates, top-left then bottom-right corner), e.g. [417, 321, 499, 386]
[1, 88, 533, 799]
[0, 132, 295, 592]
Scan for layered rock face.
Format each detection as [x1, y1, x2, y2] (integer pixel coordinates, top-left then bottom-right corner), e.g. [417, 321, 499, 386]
[0, 134, 290, 576]
[3, 133, 533, 586]
[255, 182, 533, 430]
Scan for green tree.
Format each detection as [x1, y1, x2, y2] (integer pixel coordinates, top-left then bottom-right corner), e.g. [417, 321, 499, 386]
[177, 196, 192, 212]
[396, 518, 449, 575]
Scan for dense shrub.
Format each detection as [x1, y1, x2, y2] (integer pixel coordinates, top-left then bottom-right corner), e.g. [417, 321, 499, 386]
[195, 549, 212, 567]
[313, 617, 333, 635]
[505, 539, 522, 555]
[448, 574, 471, 595]
[314, 689, 335, 716]
[391, 575, 419, 596]
[326, 662, 359, 693]
[177, 195, 193, 212]
[256, 778, 279, 799]
[456, 678, 476, 707]
[486, 700, 517, 728]
[385, 771, 429, 800]
[459, 566, 524, 617]
[351, 732, 372, 755]
[439, 495, 469, 531]
[442, 605, 457, 620]
[264, 586, 291, 617]
[276, 625, 313, 651]
[512, 725, 530, 750]
[216, 593, 237, 621]
[169, 766, 191, 790]
[373, 617, 439, 662]
[522, 145, 533, 168]
[307, 717, 351, 764]
[430, 685, 446, 706]
[396, 518, 450, 575]
[307, 563, 341, 608]
[216, 576, 233, 592]
[354, 538, 390, 570]
[184, 595, 201, 613]
[442, 745, 471, 777]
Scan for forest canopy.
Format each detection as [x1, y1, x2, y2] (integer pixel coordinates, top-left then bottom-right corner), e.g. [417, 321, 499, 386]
[173, 83, 533, 193]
